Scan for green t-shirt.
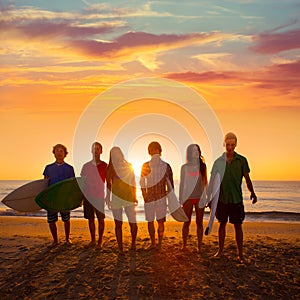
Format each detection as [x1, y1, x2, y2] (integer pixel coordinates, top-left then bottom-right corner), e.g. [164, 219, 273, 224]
[211, 152, 250, 204]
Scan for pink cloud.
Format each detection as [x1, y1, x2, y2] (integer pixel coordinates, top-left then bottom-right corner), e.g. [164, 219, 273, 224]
[165, 60, 300, 93]
[253, 60, 300, 95]
[70, 31, 220, 58]
[251, 28, 300, 54]
[266, 59, 300, 77]
[164, 71, 237, 83]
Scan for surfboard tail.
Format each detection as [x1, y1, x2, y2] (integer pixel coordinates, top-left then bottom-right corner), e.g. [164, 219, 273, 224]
[204, 226, 210, 236]
[198, 189, 208, 209]
[171, 207, 189, 222]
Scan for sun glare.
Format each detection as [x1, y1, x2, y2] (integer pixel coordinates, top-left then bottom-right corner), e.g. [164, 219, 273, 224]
[131, 160, 143, 177]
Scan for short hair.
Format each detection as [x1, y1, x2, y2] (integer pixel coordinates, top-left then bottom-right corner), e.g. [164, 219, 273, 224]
[52, 144, 68, 156]
[224, 132, 237, 144]
[148, 141, 162, 155]
[92, 142, 102, 151]
[224, 132, 237, 146]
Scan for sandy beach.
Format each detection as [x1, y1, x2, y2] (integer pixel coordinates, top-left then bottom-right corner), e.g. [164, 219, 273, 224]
[0, 216, 299, 299]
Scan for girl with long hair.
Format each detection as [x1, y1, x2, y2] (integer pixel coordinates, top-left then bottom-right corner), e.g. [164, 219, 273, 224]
[106, 147, 138, 253]
[179, 144, 207, 252]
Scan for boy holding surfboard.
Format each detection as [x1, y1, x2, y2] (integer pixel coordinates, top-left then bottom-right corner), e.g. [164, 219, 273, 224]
[43, 144, 75, 247]
[210, 132, 257, 263]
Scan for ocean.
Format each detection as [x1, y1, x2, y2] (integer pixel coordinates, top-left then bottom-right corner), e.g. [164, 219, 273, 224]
[0, 180, 299, 223]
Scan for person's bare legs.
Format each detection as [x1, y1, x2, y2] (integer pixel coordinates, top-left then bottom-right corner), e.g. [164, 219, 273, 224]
[49, 222, 58, 247]
[182, 201, 192, 250]
[195, 206, 205, 252]
[114, 219, 123, 253]
[129, 222, 138, 250]
[98, 219, 105, 248]
[157, 220, 164, 249]
[234, 223, 244, 262]
[182, 221, 190, 250]
[214, 222, 226, 257]
[64, 220, 71, 244]
[147, 221, 156, 249]
[88, 218, 96, 245]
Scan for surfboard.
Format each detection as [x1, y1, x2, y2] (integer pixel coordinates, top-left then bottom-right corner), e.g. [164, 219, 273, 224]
[205, 172, 221, 235]
[35, 177, 84, 212]
[167, 189, 189, 222]
[198, 188, 208, 209]
[1, 179, 49, 212]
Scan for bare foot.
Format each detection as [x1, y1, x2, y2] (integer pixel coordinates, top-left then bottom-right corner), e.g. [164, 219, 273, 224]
[213, 251, 222, 258]
[65, 240, 73, 246]
[130, 244, 136, 251]
[97, 241, 102, 249]
[236, 256, 246, 264]
[197, 243, 202, 253]
[49, 241, 59, 248]
[146, 244, 156, 251]
[118, 248, 125, 256]
[181, 245, 188, 251]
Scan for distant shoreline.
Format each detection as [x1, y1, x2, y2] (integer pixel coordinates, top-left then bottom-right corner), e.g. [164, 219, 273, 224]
[0, 210, 299, 223]
[1, 180, 300, 223]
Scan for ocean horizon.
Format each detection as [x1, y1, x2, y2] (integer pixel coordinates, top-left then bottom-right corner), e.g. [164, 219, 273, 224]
[1, 180, 300, 223]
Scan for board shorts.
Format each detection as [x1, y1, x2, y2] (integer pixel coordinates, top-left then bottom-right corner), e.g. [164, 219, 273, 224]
[144, 198, 167, 222]
[83, 198, 105, 220]
[216, 201, 245, 224]
[47, 211, 70, 223]
[112, 204, 137, 223]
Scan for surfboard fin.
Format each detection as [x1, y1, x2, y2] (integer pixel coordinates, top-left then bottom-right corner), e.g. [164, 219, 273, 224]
[204, 227, 210, 236]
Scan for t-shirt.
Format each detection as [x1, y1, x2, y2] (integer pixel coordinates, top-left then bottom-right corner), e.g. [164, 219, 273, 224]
[80, 160, 107, 199]
[43, 162, 75, 186]
[211, 152, 250, 204]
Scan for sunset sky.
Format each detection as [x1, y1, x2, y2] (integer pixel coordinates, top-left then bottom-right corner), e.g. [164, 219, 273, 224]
[0, 0, 299, 180]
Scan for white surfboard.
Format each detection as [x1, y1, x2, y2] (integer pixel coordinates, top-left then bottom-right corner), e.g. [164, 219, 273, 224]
[166, 178, 189, 222]
[198, 188, 208, 209]
[167, 189, 189, 222]
[204, 172, 221, 235]
[2, 179, 49, 212]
